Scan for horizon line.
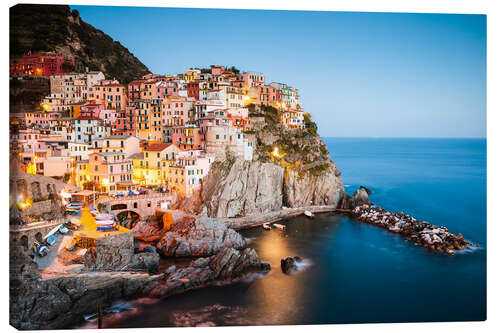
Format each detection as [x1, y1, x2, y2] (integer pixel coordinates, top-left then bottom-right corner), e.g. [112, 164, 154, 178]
[320, 136, 486, 139]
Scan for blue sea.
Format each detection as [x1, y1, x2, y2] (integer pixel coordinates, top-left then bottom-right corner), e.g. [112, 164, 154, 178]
[89, 138, 486, 328]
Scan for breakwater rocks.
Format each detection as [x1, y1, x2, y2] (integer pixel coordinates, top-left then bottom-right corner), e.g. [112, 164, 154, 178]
[352, 205, 470, 254]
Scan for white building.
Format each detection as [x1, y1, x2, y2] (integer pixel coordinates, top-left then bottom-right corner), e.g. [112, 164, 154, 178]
[73, 115, 110, 145]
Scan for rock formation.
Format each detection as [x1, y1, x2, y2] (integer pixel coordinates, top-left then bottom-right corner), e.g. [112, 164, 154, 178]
[134, 214, 247, 257]
[280, 256, 302, 274]
[9, 241, 270, 330]
[201, 159, 285, 218]
[146, 247, 271, 298]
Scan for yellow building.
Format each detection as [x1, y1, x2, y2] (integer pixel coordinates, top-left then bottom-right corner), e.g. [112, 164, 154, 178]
[75, 160, 90, 189]
[141, 143, 180, 186]
[135, 99, 163, 141]
[167, 165, 186, 196]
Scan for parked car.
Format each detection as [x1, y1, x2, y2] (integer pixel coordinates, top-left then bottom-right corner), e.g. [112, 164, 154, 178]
[44, 235, 57, 246]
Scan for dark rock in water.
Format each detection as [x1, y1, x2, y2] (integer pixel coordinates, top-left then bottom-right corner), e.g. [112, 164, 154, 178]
[349, 186, 372, 209]
[281, 256, 302, 274]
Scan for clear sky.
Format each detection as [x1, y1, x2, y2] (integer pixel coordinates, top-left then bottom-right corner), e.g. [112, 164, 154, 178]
[72, 6, 486, 138]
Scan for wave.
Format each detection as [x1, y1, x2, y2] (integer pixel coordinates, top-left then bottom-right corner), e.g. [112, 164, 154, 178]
[455, 243, 483, 254]
[295, 258, 313, 272]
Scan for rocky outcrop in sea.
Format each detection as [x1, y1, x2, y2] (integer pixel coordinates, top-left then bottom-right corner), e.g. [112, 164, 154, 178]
[352, 204, 471, 254]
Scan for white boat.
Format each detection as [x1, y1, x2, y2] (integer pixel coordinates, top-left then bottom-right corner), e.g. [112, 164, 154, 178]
[262, 223, 272, 230]
[273, 223, 286, 230]
[95, 213, 115, 226]
[304, 210, 314, 218]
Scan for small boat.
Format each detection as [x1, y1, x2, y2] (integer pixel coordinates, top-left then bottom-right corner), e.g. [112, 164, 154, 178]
[262, 223, 272, 230]
[273, 223, 286, 230]
[32, 241, 49, 257]
[97, 224, 116, 231]
[66, 201, 84, 213]
[304, 210, 314, 218]
[95, 213, 116, 231]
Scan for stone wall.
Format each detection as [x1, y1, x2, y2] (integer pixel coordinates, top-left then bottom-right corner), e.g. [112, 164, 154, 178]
[10, 172, 78, 201]
[23, 200, 55, 216]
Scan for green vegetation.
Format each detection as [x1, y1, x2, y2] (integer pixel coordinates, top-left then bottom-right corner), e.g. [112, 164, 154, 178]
[251, 107, 332, 177]
[10, 4, 150, 83]
[304, 112, 318, 136]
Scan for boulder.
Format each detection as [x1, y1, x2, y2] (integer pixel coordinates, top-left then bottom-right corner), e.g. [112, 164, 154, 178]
[349, 186, 372, 209]
[280, 256, 302, 274]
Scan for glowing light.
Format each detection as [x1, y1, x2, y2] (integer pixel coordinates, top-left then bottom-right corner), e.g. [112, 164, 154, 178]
[41, 104, 50, 111]
[16, 195, 33, 210]
[26, 156, 38, 174]
[271, 147, 285, 159]
[102, 178, 110, 186]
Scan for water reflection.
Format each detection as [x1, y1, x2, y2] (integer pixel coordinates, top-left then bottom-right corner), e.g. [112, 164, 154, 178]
[242, 216, 341, 325]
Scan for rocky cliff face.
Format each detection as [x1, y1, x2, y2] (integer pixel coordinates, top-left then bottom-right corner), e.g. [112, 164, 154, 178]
[201, 158, 285, 218]
[283, 161, 345, 208]
[199, 107, 348, 218]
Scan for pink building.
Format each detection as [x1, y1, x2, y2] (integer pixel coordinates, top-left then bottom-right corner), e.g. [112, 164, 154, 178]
[113, 106, 136, 135]
[10, 52, 75, 77]
[211, 65, 225, 76]
[171, 124, 204, 151]
[162, 98, 194, 127]
[241, 72, 265, 88]
[80, 102, 104, 118]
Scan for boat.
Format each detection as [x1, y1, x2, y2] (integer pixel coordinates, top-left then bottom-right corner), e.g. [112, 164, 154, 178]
[95, 213, 116, 231]
[304, 210, 314, 218]
[262, 223, 272, 230]
[32, 241, 49, 257]
[273, 223, 286, 230]
[66, 201, 84, 213]
[89, 205, 99, 216]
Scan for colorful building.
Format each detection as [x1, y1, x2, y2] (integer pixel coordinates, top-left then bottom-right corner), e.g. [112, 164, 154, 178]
[10, 52, 75, 77]
[89, 151, 133, 192]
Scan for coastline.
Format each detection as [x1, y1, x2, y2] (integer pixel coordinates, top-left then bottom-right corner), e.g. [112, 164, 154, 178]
[222, 205, 344, 230]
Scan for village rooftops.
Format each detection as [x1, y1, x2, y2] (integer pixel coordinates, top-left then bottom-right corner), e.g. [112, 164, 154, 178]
[101, 135, 135, 140]
[144, 143, 173, 152]
[76, 115, 103, 121]
[92, 151, 126, 156]
[128, 153, 144, 159]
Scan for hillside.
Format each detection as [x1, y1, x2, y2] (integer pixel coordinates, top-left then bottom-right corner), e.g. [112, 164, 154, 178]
[10, 4, 150, 83]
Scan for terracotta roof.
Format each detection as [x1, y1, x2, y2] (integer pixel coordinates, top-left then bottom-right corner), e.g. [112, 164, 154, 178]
[144, 143, 172, 152]
[76, 115, 102, 121]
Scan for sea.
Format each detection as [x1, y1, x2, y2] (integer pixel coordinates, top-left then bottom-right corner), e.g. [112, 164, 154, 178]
[80, 138, 486, 328]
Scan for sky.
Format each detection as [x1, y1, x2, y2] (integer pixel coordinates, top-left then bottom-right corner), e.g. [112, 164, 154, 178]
[72, 6, 486, 138]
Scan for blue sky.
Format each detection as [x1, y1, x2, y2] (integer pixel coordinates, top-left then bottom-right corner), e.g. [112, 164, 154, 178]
[72, 6, 486, 138]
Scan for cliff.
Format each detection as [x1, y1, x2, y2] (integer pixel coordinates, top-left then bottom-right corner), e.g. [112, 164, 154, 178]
[196, 106, 348, 219]
[10, 4, 150, 83]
